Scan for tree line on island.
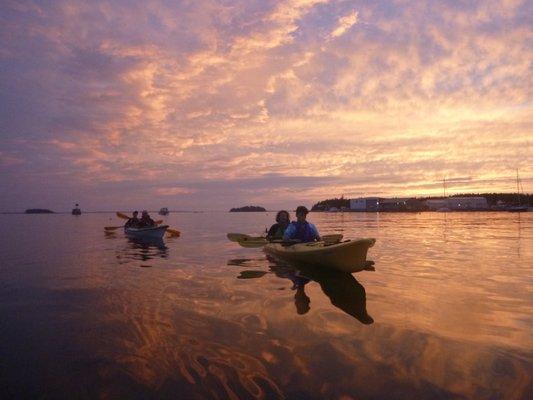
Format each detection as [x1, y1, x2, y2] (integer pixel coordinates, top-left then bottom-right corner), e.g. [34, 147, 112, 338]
[229, 206, 267, 212]
[25, 209, 55, 214]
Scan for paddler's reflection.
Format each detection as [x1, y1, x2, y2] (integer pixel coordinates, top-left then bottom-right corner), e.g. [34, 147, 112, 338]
[298, 266, 374, 324]
[294, 284, 310, 315]
[236, 259, 374, 324]
[270, 265, 312, 315]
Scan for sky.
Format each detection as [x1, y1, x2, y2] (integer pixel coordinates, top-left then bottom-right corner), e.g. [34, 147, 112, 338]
[0, 0, 531, 211]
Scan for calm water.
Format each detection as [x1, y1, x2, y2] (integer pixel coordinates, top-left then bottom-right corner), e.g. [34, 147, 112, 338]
[0, 212, 532, 399]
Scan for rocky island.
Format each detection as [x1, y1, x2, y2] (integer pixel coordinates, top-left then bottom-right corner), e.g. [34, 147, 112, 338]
[229, 206, 266, 212]
[25, 209, 54, 214]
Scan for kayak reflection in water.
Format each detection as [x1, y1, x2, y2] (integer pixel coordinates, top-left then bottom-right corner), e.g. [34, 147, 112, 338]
[266, 210, 291, 241]
[125, 237, 168, 261]
[283, 206, 321, 243]
[237, 260, 373, 324]
[298, 266, 374, 324]
[293, 279, 311, 315]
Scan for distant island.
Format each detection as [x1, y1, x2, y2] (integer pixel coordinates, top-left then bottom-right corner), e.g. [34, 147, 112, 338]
[230, 205, 266, 212]
[25, 209, 54, 214]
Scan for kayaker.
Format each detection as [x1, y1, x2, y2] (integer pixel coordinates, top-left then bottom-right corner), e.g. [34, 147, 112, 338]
[139, 210, 156, 227]
[266, 210, 290, 241]
[125, 211, 140, 228]
[283, 206, 321, 242]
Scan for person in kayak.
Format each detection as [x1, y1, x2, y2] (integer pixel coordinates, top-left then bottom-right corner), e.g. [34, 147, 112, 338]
[267, 210, 290, 241]
[138, 210, 156, 227]
[125, 211, 140, 228]
[283, 206, 321, 242]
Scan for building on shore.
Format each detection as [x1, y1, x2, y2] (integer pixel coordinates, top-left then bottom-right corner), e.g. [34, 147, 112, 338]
[379, 198, 426, 212]
[348, 196, 488, 211]
[349, 197, 380, 211]
[425, 197, 488, 211]
[349, 197, 426, 212]
[446, 197, 488, 210]
[425, 199, 448, 211]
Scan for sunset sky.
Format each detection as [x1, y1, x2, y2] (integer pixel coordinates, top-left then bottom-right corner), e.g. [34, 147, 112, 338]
[1, 0, 531, 211]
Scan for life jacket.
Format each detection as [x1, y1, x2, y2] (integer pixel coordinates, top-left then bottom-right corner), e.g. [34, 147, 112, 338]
[269, 223, 288, 240]
[289, 221, 316, 242]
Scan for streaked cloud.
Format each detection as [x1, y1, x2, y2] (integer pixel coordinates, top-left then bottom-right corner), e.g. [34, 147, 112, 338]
[330, 10, 358, 38]
[0, 0, 531, 211]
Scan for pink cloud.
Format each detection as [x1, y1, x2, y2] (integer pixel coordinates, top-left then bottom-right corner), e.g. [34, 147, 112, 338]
[0, 0, 531, 211]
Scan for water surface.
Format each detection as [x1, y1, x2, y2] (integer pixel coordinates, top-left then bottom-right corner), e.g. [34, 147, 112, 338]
[0, 212, 531, 399]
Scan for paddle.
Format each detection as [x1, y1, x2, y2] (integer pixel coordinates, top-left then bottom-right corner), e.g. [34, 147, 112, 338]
[104, 226, 123, 231]
[238, 239, 302, 248]
[229, 232, 343, 247]
[237, 240, 268, 248]
[227, 233, 265, 242]
[166, 228, 181, 237]
[116, 211, 130, 220]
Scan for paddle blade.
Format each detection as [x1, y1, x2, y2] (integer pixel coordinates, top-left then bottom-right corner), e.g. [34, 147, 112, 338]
[104, 226, 122, 231]
[167, 228, 181, 237]
[237, 240, 267, 248]
[227, 233, 250, 242]
[116, 212, 130, 220]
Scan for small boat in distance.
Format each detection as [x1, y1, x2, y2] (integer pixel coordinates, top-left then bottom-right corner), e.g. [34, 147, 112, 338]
[159, 207, 169, 216]
[72, 204, 81, 215]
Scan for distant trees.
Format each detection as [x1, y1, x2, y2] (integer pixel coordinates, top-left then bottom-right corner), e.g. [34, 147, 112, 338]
[429, 193, 532, 206]
[311, 197, 350, 211]
[25, 209, 54, 213]
[230, 205, 267, 212]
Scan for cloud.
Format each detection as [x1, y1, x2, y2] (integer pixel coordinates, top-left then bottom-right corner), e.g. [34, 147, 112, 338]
[0, 0, 531, 211]
[330, 10, 358, 38]
[156, 187, 196, 196]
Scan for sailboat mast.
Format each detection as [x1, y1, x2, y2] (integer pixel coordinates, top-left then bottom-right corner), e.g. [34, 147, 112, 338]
[516, 169, 521, 206]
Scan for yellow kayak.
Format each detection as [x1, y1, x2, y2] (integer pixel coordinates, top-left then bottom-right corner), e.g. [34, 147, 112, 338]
[264, 238, 376, 273]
